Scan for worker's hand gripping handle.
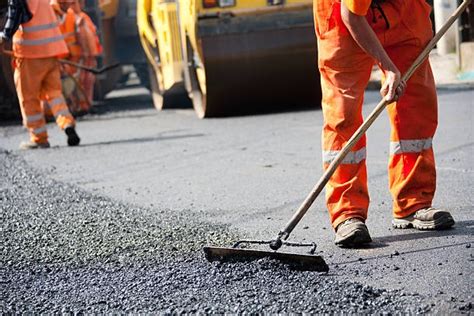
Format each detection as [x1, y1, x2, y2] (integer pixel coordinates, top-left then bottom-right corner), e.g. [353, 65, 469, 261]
[270, 0, 472, 251]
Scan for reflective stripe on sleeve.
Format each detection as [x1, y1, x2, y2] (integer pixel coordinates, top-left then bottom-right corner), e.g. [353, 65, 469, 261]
[390, 138, 432, 155]
[32, 126, 47, 135]
[25, 113, 44, 123]
[14, 34, 65, 46]
[20, 22, 59, 33]
[323, 147, 366, 165]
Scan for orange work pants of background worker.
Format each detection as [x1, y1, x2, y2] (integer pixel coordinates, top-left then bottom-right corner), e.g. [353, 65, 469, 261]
[14, 57, 76, 144]
[314, 0, 438, 229]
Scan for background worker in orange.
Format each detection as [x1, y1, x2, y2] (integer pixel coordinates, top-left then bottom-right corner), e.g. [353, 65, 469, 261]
[54, 0, 101, 113]
[49, 0, 87, 114]
[72, 0, 102, 112]
[41, 0, 76, 117]
[51, 0, 78, 57]
[0, 0, 80, 149]
[313, 0, 455, 247]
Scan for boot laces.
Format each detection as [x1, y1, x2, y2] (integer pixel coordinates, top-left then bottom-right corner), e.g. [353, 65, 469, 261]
[415, 207, 438, 216]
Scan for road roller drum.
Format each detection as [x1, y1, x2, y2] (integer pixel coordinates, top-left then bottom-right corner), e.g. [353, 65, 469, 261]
[138, 0, 322, 118]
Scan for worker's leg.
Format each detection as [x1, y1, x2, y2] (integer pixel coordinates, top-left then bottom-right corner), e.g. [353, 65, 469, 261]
[41, 58, 76, 130]
[382, 1, 438, 219]
[320, 66, 373, 229]
[386, 53, 437, 218]
[317, 24, 375, 229]
[14, 58, 49, 145]
[78, 57, 96, 112]
[78, 68, 92, 112]
[41, 99, 55, 119]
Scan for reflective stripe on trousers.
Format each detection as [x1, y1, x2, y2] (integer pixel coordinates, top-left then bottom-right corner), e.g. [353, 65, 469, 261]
[32, 126, 47, 135]
[53, 109, 71, 118]
[323, 147, 367, 165]
[24, 113, 44, 124]
[390, 138, 432, 155]
[43, 97, 74, 125]
[49, 96, 66, 108]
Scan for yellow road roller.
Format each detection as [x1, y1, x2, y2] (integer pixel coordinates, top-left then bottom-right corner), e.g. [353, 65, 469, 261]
[138, 0, 321, 118]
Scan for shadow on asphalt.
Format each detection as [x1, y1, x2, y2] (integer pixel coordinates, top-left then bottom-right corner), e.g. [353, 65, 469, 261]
[80, 111, 159, 123]
[91, 94, 154, 114]
[437, 141, 474, 157]
[333, 239, 473, 266]
[103, 81, 322, 119]
[374, 219, 473, 244]
[79, 133, 206, 147]
[332, 220, 473, 265]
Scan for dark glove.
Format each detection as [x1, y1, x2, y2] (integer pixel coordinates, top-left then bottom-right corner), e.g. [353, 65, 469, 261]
[1, 0, 32, 40]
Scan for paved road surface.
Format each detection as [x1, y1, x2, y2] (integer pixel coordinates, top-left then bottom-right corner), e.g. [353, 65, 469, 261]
[1, 84, 472, 313]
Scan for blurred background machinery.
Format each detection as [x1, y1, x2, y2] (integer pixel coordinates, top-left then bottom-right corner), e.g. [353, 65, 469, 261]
[2, 1, 473, 121]
[90, 0, 147, 99]
[137, 0, 322, 118]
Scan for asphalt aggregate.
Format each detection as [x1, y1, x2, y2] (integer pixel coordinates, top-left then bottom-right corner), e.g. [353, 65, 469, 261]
[3, 148, 466, 313]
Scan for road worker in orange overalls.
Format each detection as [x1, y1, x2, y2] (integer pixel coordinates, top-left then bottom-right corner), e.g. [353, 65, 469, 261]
[75, 0, 101, 109]
[40, 0, 77, 116]
[0, 0, 80, 149]
[313, 0, 455, 247]
[52, 0, 101, 113]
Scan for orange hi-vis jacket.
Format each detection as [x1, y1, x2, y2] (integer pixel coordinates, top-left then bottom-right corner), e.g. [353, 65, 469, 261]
[78, 12, 102, 57]
[12, 0, 68, 58]
[60, 8, 82, 57]
[51, 3, 81, 57]
[51, 3, 101, 58]
[313, 0, 437, 228]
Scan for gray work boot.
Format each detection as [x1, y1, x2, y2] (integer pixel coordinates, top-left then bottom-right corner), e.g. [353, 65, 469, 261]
[19, 141, 50, 150]
[392, 207, 455, 230]
[335, 218, 372, 248]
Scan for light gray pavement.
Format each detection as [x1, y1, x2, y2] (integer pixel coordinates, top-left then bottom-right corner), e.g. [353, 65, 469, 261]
[1, 84, 473, 311]
[369, 51, 474, 90]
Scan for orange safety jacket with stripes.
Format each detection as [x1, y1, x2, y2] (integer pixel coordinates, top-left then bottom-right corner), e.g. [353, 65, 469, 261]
[13, 0, 69, 59]
[77, 12, 102, 57]
[60, 8, 82, 57]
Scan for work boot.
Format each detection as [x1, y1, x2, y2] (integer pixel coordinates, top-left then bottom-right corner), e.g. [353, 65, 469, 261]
[334, 218, 372, 248]
[19, 141, 50, 150]
[392, 207, 455, 230]
[65, 127, 80, 146]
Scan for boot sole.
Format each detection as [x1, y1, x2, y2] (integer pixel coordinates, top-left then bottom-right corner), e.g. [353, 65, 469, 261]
[392, 214, 455, 230]
[19, 142, 50, 150]
[67, 136, 80, 146]
[335, 229, 372, 248]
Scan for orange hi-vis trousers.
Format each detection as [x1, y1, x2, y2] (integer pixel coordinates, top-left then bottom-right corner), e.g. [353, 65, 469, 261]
[313, 0, 437, 228]
[14, 57, 75, 144]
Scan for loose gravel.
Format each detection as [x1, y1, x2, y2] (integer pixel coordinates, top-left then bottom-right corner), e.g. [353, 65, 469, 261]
[0, 149, 441, 313]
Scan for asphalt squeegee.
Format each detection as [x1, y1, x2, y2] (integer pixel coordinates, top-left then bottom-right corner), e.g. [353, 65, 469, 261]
[203, 0, 472, 272]
[0, 49, 120, 75]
